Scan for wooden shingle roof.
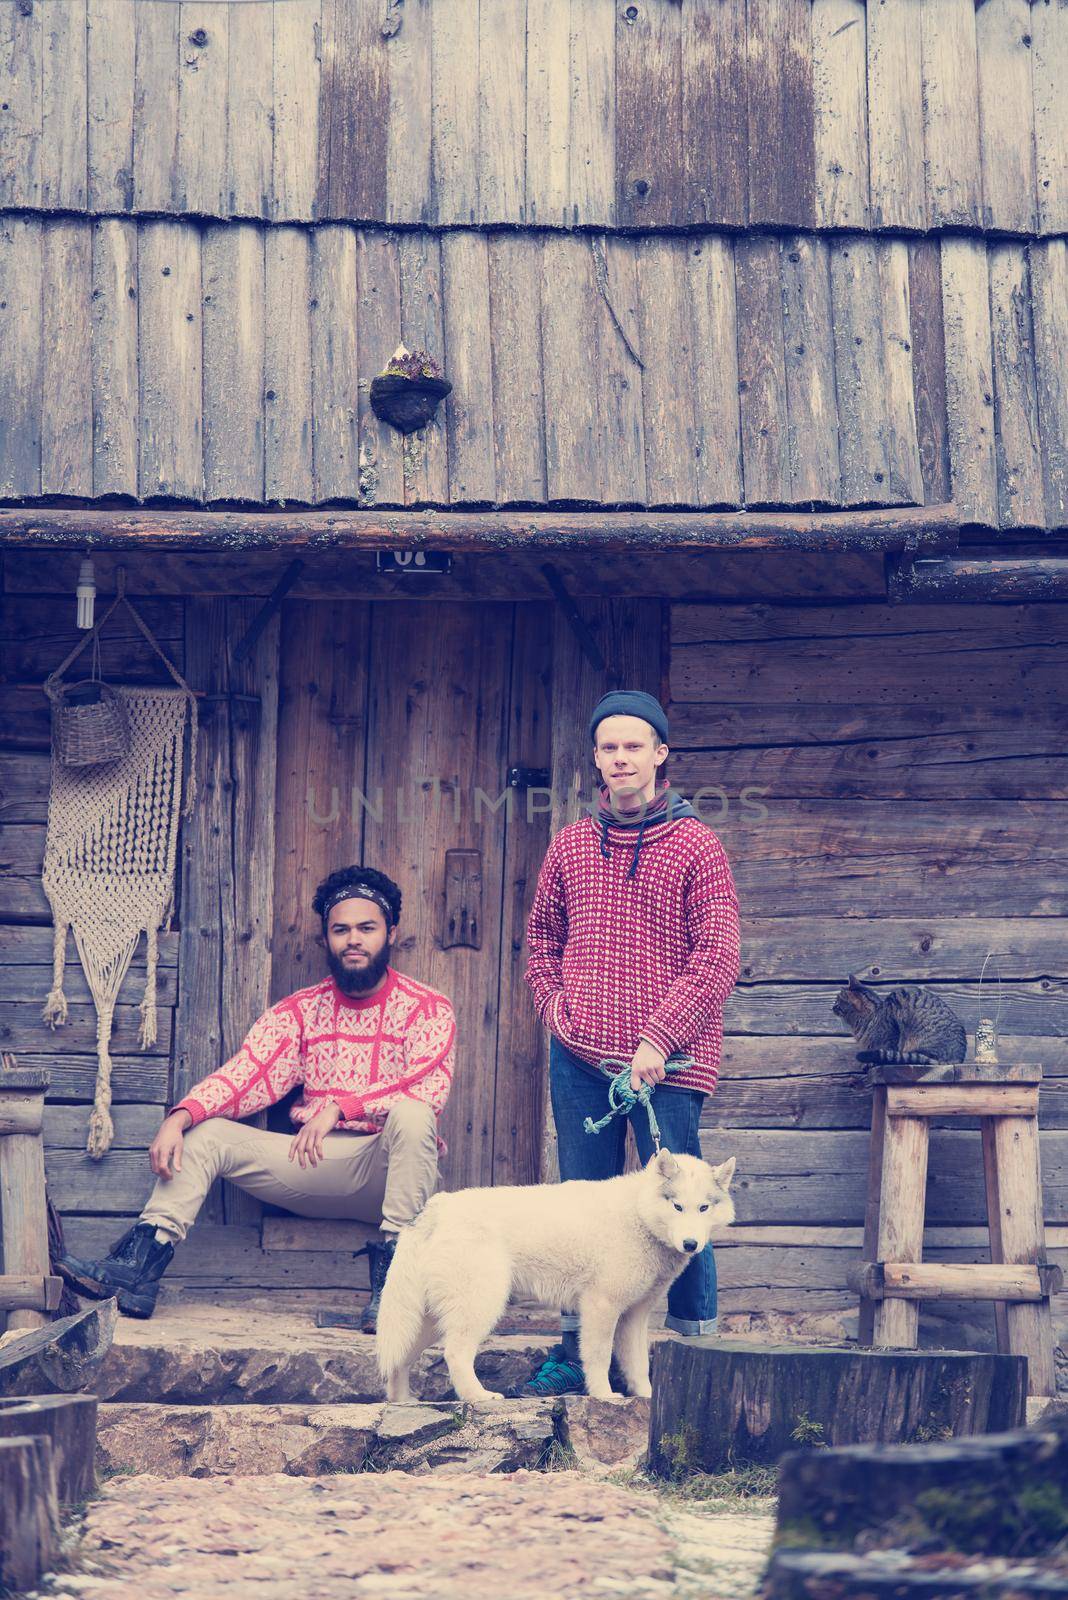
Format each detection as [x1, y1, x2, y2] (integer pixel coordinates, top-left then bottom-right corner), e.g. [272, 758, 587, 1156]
[0, 216, 1064, 529]
[0, 0, 1065, 235]
[0, 1, 1066, 533]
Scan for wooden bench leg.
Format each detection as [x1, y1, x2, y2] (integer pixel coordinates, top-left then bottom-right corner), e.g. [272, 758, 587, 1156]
[872, 1113, 929, 1349]
[0, 1093, 51, 1334]
[858, 1085, 887, 1346]
[981, 1118, 1011, 1354]
[991, 1115, 1055, 1397]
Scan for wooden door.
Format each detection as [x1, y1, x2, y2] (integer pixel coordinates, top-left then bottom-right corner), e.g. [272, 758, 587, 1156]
[271, 599, 551, 1190]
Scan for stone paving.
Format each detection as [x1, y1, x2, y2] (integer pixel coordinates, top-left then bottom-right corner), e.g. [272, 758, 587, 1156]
[32, 1301, 776, 1598]
[34, 1471, 776, 1600]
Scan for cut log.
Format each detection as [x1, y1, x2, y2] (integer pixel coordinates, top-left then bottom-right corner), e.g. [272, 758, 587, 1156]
[646, 1341, 1027, 1475]
[767, 1549, 1068, 1598]
[0, 1434, 58, 1593]
[0, 1395, 97, 1503]
[889, 555, 1068, 603]
[0, 1299, 117, 1398]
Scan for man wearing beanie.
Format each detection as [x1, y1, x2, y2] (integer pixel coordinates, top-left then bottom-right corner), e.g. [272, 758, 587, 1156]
[519, 690, 741, 1396]
[58, 866, 456, 1332]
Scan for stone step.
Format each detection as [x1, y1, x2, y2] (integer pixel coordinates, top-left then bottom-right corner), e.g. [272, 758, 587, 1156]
[96, 1301, 675, 1407]
[96, 1395, 651, 1478]
[95, 1325, 555, 1406]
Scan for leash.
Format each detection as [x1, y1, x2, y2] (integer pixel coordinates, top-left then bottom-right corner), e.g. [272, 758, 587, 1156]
[583, 1054, 695, 1154]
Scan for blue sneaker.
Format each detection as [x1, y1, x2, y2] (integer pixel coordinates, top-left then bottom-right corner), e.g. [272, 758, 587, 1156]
[516, 1343, 586, 1397]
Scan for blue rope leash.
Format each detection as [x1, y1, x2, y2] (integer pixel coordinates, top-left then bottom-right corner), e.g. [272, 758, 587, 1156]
[583, 1054, 695, 1153]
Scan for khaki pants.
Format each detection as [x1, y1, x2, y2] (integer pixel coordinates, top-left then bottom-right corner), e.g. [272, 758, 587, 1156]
[141, 1098, 439, 1245]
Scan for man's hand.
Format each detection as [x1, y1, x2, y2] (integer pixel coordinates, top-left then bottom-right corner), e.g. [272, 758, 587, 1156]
[288, 1101, 342, 1169]
[630, 1039, 667, 1093]
[149, 1109, 192, 1180]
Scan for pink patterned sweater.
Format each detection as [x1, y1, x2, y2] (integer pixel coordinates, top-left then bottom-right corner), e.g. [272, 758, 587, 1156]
[174, 968, 456, 1139]
[525, 814, 741, 1095]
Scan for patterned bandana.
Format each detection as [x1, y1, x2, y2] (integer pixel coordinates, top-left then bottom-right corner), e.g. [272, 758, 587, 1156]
[321, 883, 395, 928]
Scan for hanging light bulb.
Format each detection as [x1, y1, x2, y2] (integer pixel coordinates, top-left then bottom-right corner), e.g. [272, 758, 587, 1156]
[76, 557, 96, 630]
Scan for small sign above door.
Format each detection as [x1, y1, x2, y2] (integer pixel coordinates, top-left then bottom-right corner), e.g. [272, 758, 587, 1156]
[376, 550, 453, 574]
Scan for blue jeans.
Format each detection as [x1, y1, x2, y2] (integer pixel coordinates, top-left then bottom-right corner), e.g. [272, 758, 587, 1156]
[548, 1035, 718, 1337]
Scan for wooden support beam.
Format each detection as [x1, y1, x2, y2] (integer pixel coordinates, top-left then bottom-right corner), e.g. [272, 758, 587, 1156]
[850, 1260, 1062, 1302]
[989, 1114, 1056, 1397]
[0, 1277, 62, 1314]
[540, 562, 608, 674]
[0, 503, 960, 555]
[231, 559, 304, 664]
[886, 1084, 1040, 1119]
[982, 1117, 1011, 1352]
[888, 554, 1068, 603]
[0, 1065, 51, 1333]
[872, 1113, 929, 1349]
[858, 1083, 887, 1346]
[0, 1095, 44, 1137]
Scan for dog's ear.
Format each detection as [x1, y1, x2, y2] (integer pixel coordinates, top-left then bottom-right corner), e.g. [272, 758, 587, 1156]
[656, 1149, 680, 1179]
[712, 1156, 736, 1189]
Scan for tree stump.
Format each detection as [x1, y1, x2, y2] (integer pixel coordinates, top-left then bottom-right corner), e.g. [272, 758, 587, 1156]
[0, 1299, 117, 1398]
[774, 1414, 1068, 1559]
[0, 1394, 98, 1503]
[0, 1434, 58, 1592]
[647, 1341, 1027, 1476]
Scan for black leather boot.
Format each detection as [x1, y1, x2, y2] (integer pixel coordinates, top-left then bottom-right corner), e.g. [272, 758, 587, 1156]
[58, 1221, 174, 1320]
[360, 1235, 397, 1334]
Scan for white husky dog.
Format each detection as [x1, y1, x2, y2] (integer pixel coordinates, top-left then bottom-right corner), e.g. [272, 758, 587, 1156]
[376, 1150, 736, 1404]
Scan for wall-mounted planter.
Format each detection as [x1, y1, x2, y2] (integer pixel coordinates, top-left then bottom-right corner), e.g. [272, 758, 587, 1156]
[369, 345, 452, 434]
[369, 372, 452, 434]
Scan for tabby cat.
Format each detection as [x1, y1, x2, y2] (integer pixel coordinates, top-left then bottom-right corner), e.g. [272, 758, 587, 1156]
[832, 974, 967, 1066]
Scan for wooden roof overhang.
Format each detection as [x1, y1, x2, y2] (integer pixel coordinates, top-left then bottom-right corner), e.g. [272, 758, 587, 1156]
[0, 504, 960, 557]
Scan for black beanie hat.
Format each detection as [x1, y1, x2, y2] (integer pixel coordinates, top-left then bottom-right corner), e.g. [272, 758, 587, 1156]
[589, 690, 669, 746]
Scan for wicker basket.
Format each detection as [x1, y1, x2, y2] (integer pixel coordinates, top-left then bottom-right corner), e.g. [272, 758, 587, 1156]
[50, 679, 130, 766]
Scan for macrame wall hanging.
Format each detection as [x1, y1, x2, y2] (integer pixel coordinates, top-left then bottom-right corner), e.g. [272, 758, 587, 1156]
[41, 573, 198, 1159]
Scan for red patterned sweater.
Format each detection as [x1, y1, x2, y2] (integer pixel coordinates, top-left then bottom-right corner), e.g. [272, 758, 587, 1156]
[174, 968, 456, 1139]
[525, 814, 741, 1095]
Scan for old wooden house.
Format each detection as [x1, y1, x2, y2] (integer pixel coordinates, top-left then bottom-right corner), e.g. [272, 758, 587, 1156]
[0, 0, 1065, 1353]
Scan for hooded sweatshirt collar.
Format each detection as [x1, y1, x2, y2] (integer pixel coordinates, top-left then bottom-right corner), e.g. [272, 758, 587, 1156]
[594, 780, 698, 879]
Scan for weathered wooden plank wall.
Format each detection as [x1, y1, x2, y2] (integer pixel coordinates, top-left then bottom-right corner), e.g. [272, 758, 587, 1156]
[4, 216, 1066, 528]
[2, 0, 1065, 235]
[5, 560, 1067, 1329]
[674, 595, 1068, 1330]
[0, 574, 294, 1281]
[0, 585, 181, 1236]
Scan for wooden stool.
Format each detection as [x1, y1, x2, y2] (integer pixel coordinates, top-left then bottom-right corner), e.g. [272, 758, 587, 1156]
[853, 1062, 1061, 1398]
[0, 1061, 61, 1334]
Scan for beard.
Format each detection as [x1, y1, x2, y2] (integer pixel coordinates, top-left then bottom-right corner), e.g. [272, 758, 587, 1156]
[326, 941, 392, 996]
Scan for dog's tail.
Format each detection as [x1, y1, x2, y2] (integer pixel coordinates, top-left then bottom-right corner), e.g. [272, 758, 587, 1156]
[375, 1218, 431, 1380]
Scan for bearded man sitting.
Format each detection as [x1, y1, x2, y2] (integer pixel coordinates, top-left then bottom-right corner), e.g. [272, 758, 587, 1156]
[59, 866, 456, 1331]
